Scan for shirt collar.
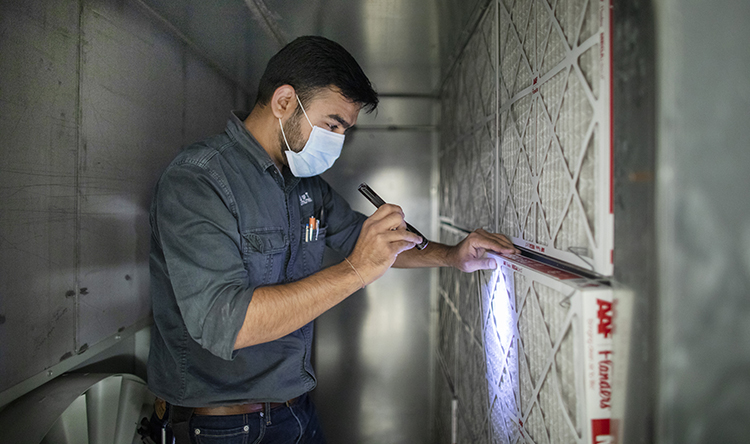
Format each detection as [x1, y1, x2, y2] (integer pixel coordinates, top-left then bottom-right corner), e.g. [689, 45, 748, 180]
[225, 111, 300, 191]
[225, 111, 277, 172]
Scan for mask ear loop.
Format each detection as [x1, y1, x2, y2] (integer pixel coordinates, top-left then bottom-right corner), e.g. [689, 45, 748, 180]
[295, 94, 314, 128]
[278, 118, 292, 150]
[279, 94, 313, 151]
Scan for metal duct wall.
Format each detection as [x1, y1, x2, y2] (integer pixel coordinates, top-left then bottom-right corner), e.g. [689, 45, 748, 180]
[2, 1, 444, 442]
[311, 2, 441, 442]
[316, 109, 438, 443]
[656, 1, 750, 442]
[0, 0, 247, 403]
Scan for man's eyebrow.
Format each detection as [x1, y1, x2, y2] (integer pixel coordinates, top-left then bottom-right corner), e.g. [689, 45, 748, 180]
[327, 114, 352, 129]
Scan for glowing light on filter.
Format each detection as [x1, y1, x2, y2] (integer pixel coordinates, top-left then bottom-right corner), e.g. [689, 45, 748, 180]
[483, 257, 520, 441]
[490, 267, 514, 352]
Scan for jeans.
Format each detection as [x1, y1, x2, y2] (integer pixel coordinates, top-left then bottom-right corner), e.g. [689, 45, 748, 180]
[187, 394, 326, 444]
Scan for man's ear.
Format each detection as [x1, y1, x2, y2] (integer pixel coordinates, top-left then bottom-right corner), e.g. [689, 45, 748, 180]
[270, 85, 297, 120]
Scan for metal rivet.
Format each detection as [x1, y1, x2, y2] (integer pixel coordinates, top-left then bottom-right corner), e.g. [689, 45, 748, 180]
[259, 412, 264, 417]
[195, 429, 200, 435]
[244, 425, 249, 432]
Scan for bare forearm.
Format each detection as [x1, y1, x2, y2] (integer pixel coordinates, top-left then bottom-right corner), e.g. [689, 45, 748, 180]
[233, 205, 449, 349]
[394, 228, 519, 271]
[234, 261, 363, 349]
[392, 241, 453, 268]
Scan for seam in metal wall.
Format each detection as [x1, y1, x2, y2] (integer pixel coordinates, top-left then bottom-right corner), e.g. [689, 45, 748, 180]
[0, 0, 248, 407]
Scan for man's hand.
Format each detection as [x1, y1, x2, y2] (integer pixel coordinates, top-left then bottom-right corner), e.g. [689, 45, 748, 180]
[234, 204, 421, 349]
[347, 204, 422, 285]
[447, 228, 519, 273]
[392, 227, 518, 271]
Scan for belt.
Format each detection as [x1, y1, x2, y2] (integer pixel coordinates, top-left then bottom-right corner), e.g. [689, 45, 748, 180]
[193, 396, 300, 416]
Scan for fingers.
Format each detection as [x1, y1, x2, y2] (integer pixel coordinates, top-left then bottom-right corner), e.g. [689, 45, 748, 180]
[384, 227, 422, 248]
[368, 204, 404, 223]
[348, 204, 420, 284]
[449, 228, 519, 272]
[475, 257, 498, 270]
[365, 204, 416, 236]
[470, 228, 519, 255]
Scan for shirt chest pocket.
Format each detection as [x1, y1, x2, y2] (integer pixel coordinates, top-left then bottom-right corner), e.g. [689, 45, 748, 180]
[299, 223, 327, 278]
[241, 228, 287, 286]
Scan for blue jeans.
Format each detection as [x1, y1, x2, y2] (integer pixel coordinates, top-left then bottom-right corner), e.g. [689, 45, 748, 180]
[187, 394, 326, 444]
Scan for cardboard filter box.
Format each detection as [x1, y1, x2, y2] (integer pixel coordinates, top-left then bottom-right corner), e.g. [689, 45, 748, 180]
[483, 252, 618, 444]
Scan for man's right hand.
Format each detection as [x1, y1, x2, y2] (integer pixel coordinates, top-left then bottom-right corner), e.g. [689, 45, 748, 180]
[347, 204, 422, 285]
[235, 204, 421, 349]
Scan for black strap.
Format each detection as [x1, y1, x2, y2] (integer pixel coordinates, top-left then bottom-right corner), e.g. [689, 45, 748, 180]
[169, 404, 195, 444]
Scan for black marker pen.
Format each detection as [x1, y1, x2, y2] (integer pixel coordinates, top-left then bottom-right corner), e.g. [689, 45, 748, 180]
[358, 182, 429, 250]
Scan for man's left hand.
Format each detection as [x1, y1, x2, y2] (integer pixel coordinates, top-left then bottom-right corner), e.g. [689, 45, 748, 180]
[448, 229, 519, 273]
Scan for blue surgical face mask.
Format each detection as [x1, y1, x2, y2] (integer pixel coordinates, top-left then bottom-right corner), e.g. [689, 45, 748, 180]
[280, 95, 345, 177]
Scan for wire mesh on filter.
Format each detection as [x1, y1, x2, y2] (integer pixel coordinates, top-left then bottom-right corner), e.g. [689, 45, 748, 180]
[435, 227, 465, 438]
[482, 260, 585, 444]
[523, 281, 581, 443]
[483, 266, 521, 444]
[439, 6, 497, 231]
[458, 325, 491, 444]
[438, 289, 460, 384]
[434, 361, 457, 440]
[498, 0, 610, 274]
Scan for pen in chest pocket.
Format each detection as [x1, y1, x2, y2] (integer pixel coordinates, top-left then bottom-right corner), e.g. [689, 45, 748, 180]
[306, 216, 319, 242]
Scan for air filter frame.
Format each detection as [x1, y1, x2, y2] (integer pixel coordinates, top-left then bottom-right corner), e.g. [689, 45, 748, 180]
[498, 0, 614, 275]
[483, 252, 614, 444]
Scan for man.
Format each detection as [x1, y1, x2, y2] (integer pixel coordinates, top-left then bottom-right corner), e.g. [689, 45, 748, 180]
[147, 36, 517, 444]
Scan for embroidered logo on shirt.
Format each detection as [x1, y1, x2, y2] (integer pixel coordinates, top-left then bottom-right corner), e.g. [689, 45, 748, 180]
[299, 192, 313, 206]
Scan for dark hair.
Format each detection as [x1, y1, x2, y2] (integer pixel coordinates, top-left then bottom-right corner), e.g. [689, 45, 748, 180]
[255, 36, 378, 113]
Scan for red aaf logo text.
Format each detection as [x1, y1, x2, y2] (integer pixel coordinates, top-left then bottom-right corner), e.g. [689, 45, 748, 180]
[596, 299, 613, 338]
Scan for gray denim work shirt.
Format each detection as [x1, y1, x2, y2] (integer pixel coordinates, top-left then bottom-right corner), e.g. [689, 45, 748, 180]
[147, 111, 366, 407]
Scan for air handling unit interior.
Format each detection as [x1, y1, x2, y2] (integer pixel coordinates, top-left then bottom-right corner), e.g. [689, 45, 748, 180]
[2, 0, 750, 443]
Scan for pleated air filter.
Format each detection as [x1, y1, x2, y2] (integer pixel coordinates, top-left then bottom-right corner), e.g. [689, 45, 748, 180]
[498, 0, 614, 275]
[440, 5, 498, 232]
[482, 252, 614, 444]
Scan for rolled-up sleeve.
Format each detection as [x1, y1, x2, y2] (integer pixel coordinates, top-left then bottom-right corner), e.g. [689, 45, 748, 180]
[153, 162, 252, 361]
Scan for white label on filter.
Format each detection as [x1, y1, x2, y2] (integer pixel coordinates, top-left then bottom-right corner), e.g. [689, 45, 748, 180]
[584, 292, 614, 443]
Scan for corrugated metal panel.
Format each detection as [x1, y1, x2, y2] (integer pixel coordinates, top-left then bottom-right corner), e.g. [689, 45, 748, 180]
[76, 0, 186, 347]
[0, 0, 80, 392]
[139, 0, 276, 95]
[0, 0, 247, 400]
